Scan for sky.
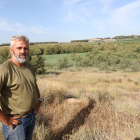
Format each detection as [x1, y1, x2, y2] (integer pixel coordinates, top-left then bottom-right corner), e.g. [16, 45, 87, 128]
[0, 0, 140, 44]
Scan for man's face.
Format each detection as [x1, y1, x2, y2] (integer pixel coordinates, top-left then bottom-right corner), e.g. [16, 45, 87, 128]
[10, 40, 29, 63]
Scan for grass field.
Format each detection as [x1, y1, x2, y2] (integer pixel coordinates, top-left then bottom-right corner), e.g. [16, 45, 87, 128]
[109, 38, 140, 44]
[42, 53, 86, 67]
[31, 69, 140, 140]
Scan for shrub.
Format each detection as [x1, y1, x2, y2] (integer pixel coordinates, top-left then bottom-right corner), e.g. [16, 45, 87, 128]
[75, 55, 83, 62]
[0, 48, 10, 64]
[57, 57, 69, 69]
[30, 47, 42, 55]
[28, 55, 46, 74]
[71, 53, 77, 60]
[79, 58, 90, 67]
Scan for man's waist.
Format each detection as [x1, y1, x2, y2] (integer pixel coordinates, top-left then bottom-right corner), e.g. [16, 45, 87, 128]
[7, 110, 34, 118]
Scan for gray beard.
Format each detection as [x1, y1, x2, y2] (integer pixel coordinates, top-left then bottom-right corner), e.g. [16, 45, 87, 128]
[13, 51, 28, 64]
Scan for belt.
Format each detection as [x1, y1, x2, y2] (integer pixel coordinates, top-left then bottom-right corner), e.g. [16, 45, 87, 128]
[22, 110, 33, 118]
[8, 110, 34, 118]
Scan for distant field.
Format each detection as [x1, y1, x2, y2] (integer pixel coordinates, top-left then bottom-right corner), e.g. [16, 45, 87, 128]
[42, 53, 86, 67]
[109, 38, 140, 44]
[78, 38, 140, 45]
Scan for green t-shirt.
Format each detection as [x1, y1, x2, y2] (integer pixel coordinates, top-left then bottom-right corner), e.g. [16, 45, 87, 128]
[0, 59, 38, 116]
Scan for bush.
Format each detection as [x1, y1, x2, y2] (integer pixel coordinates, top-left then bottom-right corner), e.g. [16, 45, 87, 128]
[57, 57, 69, 69]
[79, 58, 90, 67]
[30, 47, 43, 55]
[0, 48, 10, 64]
[28, 55, 46, 74]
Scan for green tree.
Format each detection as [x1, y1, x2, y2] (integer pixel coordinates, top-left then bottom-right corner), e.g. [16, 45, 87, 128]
[28, 55, 46, 74]
[0, 48, 10, 64]
[57, 57, 69, 69]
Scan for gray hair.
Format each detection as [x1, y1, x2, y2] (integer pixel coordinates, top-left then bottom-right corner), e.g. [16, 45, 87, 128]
[10, 35, 29, 49]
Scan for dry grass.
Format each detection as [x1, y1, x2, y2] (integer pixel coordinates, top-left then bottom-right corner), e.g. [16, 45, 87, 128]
[34, 71, 140, 140]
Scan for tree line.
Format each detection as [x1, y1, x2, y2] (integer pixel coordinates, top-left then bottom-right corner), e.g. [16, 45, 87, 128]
[0, 44, 93, 74]
[1, 42, 140, 73]
[29, 44, 93, 55]
[71, 39, 89, 43]
[113, 35, 140, 39]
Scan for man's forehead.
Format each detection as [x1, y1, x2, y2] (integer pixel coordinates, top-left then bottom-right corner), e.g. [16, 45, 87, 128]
[15, 40, 28, 43]
[14, 40, 28, 46]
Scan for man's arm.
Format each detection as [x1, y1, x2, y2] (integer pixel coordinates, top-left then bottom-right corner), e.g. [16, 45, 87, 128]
[34, 83, 42, 116]
[35, 83, 40, 98]
[0, 109, 21, 129]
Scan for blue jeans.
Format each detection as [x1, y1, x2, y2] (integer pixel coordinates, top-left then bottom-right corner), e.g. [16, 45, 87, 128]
[2, 111, 36, 140]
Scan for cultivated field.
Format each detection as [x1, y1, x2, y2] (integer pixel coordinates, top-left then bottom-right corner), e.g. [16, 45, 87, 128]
[42, 53, 85, 67]
[32, 69, 140, 139]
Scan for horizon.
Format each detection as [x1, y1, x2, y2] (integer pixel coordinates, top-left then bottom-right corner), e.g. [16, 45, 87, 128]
[1, 34, 139, 45]
[0, 0, 140, 44]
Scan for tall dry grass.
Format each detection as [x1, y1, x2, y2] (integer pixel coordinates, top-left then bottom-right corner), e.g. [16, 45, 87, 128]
[32, 70, 140, 140]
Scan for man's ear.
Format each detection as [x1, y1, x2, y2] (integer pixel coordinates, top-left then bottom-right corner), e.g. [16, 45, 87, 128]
[9, 47, 12, 54]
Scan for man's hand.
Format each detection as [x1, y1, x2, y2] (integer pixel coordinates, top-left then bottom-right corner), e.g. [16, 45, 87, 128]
[3, 115, 21, 129]
[34, 100, 41, 116]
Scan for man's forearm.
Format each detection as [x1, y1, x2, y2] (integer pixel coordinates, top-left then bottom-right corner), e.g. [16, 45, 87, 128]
[0, 109, 7, 122]
[35, 83, 40, 98]
[34, 83, 42, 116]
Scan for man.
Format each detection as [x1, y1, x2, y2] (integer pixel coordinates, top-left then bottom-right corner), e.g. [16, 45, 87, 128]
[0, 35, 42, 140]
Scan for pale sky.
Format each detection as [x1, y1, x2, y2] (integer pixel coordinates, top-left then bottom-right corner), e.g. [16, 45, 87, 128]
[0, 0, 140, 44]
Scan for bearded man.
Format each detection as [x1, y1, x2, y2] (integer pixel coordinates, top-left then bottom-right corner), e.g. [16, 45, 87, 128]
[0, 35, 42, 140]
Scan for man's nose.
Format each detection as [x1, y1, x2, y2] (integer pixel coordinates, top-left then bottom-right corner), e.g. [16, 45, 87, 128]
[21, 48, 25, 53]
